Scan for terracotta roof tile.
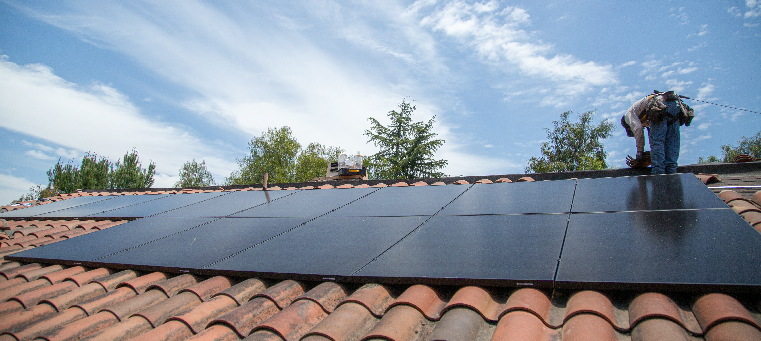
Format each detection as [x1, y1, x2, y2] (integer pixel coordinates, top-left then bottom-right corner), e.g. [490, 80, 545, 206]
[252, 279, 306, 309]
[179, 276, 233, 302]
[475, 178, 493, 184]
[391, 182, 409, 187]
[718, 190, 745, 203]
[2, 308, 87, 340]
[42, 309, 120, 341]
[165, 295, 238, 334]
[132, 291, 202, 327]
[91, 269, 138, 292]
[453, 180, 469, 185]
[753, 191, 761, 206]
[495, 177, 512, 183]
[186, 324, 241, 341]
[389, 284, 447, 320]
[253, 299, 328, 340]
[117, 272, 169, 294]
[443, 286, 502, 321]
[341, 283, 394, 317]
[212, 278, 267, 305]
[430, 181, 447, 186]
[354, 184, 371, 189]
[295, 282, 348, 313]
[210, 296, 281, 338]
[411, 181, 428, 186]
[65, 267, 111, 287]
[371, 183, 387, 188]
[704, 321, 761, 341]
[243, 329, 283, 340]
[562, 313, 621, 341]
[12, 280, 79, 309]
[336, 184, 353, 189]
[44, 282, 108, 312]
[0, 301, 58, 334]
[428, 307, 492, 341]
[502, 288, 553, 326]
[517, 176, 536, 182]
[362, 304, 434, 341]
[696, 173, 721, 184]
[492, 310, 558, 341]
[692, 293, 761, 333]
[75, 287, 138, 316]
[629, 292, 702, 335]
[0, 278, 51, 306]
[1, 262, 42, 280]
[132, 319, 194, 341]
[86, 314, 153, 340]
[564, 290, 625, 331]
[631, 318, 695, 341]
[303, 302, 379, 341]
[103, 289, 169, 321]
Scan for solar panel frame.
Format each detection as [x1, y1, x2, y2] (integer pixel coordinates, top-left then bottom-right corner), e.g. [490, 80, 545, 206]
[35, 194, 172, 218]
[88, 192, 228, 218]
[229, 187, 377, 218]
[153, 190, 296, 217]
[438, 179, 576, 215]
[328, 185, 470, 217]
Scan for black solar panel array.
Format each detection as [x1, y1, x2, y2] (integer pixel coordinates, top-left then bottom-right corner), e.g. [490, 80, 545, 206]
[6, 174, 761, 291]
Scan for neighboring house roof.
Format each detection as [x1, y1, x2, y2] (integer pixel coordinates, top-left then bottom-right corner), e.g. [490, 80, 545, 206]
[1, 163, 760, 341]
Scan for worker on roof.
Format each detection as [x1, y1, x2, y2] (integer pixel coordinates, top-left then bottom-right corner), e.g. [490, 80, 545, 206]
[622, 90, 694, 174]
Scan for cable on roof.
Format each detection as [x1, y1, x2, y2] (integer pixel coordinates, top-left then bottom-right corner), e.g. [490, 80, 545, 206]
[679, 95, 761, 115]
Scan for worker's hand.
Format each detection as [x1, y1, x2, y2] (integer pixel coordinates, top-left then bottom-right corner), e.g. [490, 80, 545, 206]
[626, 151, 652, 168]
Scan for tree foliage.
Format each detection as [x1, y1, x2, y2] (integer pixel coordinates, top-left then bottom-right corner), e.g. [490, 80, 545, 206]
[698, 131, 761, 163]
[175, 159, 215, 188]
[526, 111, 614, 173]
[108, 149, 156, 189]
[14, 184, 57, 203]
[364, 99, 447, 179]
[225, 127, 343, 185]
[44, 149, 155, 197]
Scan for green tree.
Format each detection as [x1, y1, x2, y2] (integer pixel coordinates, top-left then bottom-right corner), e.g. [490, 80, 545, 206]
[698, 131, 761, 163]
[364, 99, 447, 179]
[175, 159, 215, 188]
[526, 110, 614, 173]
[46, 152, 110, 194]
[14, 184, 58, 203]
[109, 149, 156, 189]
[226, 127, 343, 185]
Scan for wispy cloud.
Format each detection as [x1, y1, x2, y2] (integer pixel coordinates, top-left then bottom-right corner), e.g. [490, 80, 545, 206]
[418, 0, 617, 99]
[0, 173, 36, 205]
[0, 57, 235, 187]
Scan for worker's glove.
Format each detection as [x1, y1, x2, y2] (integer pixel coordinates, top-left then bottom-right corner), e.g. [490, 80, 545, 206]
[626, 151, 652, 168]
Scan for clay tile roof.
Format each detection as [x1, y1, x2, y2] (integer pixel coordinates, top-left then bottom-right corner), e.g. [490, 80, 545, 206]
[317, 184, 334, 190]
[517, 176, 535, 182]
[453, 180, 469, 185]
[2, 164, 761, 340]
[411, 181, 428, 186]
[390, 182, 409, 187]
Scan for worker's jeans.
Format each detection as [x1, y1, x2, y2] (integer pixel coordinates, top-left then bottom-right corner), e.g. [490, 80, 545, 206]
[649, 118, 680, 174]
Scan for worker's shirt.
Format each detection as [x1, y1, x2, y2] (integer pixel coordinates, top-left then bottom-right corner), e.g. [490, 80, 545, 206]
[625, 96, 650, 153]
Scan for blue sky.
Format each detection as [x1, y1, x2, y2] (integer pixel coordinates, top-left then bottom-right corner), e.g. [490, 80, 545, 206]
[1, 0, 759, 204]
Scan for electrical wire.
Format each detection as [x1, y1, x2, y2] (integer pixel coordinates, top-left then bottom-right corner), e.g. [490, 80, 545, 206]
[679, 95, 761, 115]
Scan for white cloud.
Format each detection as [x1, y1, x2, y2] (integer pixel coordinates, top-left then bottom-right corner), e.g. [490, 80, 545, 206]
[744, 0, 761, 18]
[419, 1, 616, 97]
[484, 144, 493, 148]
[25, 150, 54, 160]
[698, 24, 709, 36]
[665, 79, 693, 92]
[0, 174, 37, 205]
[0, 57, 235, 188]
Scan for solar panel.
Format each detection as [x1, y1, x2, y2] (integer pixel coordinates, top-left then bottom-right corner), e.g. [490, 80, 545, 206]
[208, 216, 428, 277]
[0, 196, 116, 218]
[9, 217, 217, 264]
[353, 214, 569, 287]
[572, 173, 728, 213]
[230, 188, 376, 218]
[35, 194, 171, 218]
[89, 192, 227, 218]
[97, 218, 310, 269]
[154, 190, 295, 217]
[328, 185, 469, 217]
[439, 180, 576, 215]
[555, 209, 761, 291]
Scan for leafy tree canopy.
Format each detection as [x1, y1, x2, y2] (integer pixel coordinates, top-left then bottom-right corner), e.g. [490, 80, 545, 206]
[364, 99, 447, 179]
[225, 127, 343, 185]
[698, 131, 761, 163]
[108, 149, 156, 189]
[175, 159, 215, 188]
[526, 110, 614, 173]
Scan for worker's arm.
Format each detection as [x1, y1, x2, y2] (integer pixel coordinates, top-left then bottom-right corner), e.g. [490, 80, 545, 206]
[625, 97, 649, 154]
